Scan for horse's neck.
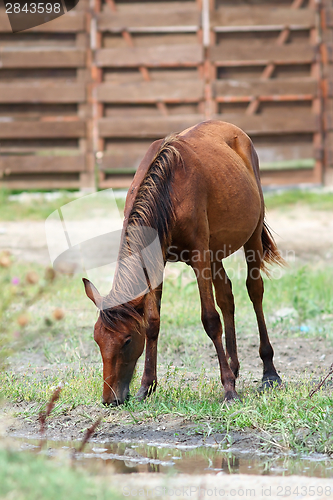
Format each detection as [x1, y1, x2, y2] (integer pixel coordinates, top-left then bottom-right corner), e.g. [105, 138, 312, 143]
[110, 230, 166, 309]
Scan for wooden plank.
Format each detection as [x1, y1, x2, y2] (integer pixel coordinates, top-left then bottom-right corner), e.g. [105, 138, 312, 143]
[0, 155, 85, 173]
[98, 113, 316, 139]
[95, 44, 203, 68]
[211, 44, 314, 65]
[97, 80, 204, 103]
[212, 7, 315, 29]
[215, 113, 317, 135]
[0, 83, 86, 103]
[214, 78, 317, 98]
[99, 175, 135, 189]
[99, 115, 204, 138]
[103, 69, 199, 84]
[0, 48, 86, 68]
[0, 176, 81, 189]
[260, 168, 317, 186]
[255, 142, 314, 165]
[97, 10, 199, 32]
[100, 144, 150, 171]
[0, 121, 86, 138]
[26, 11, 86, 32]
[114, 1, 196, 11]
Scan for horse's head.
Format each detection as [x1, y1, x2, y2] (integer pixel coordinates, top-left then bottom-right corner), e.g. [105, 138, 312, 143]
[83, 278, 145, 406]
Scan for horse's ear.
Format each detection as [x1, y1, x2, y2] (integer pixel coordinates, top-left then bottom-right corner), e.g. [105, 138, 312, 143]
[82, 278, 102, 309]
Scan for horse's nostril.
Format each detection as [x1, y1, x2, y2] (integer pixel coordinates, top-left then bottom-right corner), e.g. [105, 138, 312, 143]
[102, 398, 121, 407]
[102, 398, 111, 407]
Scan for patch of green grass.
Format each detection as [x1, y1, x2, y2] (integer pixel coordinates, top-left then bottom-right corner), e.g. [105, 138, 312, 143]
[0, 365, 102, 411]
[0, 259, 101, 368]
[0, 190, 78, 221]
[2, 258, 333, 456]
[2, 260, 333, 394]
[1, 363, 332, 455]
[264, 189, 333, 211]
[0, 260, 65, 369]
[2, 259, 333, 371]
[125, 369, 333, 455]
[0, 448, 121, 500]
[159, 261, 333, 352]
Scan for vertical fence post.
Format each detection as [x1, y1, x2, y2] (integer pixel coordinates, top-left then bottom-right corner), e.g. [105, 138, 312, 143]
[320, 0, 333, 184]
[202, 0, 213, 119]
[90, 0, 104, 190]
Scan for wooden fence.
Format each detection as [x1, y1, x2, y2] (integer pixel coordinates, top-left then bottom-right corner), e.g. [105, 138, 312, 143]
[0, 0, 331, 190]
[0, 0, 93, 189]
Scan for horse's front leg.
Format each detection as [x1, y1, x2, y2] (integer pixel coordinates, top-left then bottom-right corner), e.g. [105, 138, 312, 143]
[136, 285, 163, 401]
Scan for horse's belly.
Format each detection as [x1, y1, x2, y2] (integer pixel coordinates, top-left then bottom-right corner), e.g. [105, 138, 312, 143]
[209, 227, 254, 260]
[207, 181, 261, 258]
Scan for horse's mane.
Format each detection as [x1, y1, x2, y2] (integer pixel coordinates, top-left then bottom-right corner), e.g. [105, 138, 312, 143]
[100, 135, 183, 330]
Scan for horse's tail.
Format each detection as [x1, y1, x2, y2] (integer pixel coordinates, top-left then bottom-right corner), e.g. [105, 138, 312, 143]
[261, 220, 286, 276]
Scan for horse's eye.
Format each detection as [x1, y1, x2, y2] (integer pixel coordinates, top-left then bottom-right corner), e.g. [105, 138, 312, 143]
[123, 337, 132, 348]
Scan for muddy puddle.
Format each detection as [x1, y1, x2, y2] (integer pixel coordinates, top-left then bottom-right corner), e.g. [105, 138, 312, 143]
[15, 437, 333, 478]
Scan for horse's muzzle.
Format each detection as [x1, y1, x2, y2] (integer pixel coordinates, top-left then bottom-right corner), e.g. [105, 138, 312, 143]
[102, 389, 130, 406]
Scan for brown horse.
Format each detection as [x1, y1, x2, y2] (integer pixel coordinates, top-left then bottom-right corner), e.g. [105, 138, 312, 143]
[83, 120, 283, 405]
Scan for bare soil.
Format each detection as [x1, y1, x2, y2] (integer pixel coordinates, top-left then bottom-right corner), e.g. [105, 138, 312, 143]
[1, 204, 333, 265]
[265, 205, 333, 262]
[1, 204, 333, 454]
[2, 332, 332, 453]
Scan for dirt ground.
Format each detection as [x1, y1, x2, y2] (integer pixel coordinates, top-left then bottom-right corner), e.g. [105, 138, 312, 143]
[1, 204, 333, 265]
[1, 203, 333, 490]
[2, 330, 332, 452]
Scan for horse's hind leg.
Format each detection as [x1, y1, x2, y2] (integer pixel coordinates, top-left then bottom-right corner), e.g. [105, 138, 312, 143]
[212, 261, 239, 378]
[244, 231, 281, 388]
[191, 251, 238, 401]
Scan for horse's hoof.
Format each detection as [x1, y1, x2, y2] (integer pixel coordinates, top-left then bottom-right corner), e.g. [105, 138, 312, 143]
[224, 390, 241, 403]
[261, 375, 282, 390]
[135, 387, 149, 402]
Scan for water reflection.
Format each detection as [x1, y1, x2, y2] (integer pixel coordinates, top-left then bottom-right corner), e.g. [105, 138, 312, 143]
[15, 438, 333, 478]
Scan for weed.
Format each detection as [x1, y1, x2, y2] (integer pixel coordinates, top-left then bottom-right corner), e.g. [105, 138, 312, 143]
[1, 233, 333, 457]
[0, 448, 121, 500]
